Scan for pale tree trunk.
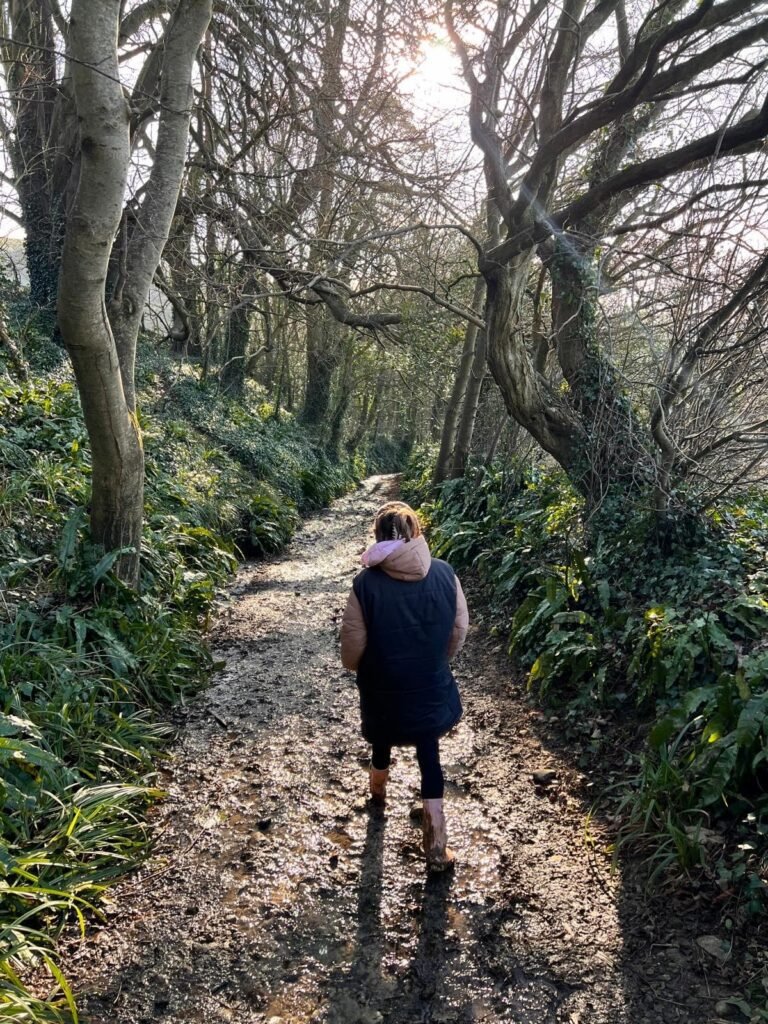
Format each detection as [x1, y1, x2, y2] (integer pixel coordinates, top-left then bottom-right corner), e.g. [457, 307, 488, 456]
[58, 0, 211, 585]
[58, 1, 141, 579]
[108, 0, 213, 412]
[434, 277, 485, 483]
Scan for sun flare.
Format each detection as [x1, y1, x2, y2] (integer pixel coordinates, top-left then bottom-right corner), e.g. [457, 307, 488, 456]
[398, 35, 462, 111]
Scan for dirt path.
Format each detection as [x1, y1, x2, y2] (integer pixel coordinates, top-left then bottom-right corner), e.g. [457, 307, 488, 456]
[67, 477, 735, 1024]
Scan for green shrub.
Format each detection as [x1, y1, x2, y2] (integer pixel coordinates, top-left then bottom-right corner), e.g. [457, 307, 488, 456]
[406, 456, 768, 907]
[240, 483, 300, 556]
[0, 346, 357, 1021]
[158, 376, 356, 514]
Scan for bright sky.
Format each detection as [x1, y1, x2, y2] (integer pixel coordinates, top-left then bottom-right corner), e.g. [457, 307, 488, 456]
[398, 36, 467, 119]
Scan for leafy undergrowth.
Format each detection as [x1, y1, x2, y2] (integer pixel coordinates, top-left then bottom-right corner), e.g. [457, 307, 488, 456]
[0, 347, 357, 1020]
[404, 449, 768, 930]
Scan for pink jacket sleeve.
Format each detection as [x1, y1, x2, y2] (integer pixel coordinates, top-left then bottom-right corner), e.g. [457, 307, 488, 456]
[448, 576, 469, 659]
[340, 589, 367, 671]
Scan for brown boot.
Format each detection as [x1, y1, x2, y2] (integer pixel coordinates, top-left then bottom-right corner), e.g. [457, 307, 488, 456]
[422, 798, 456, 872]
[369, 766, 388, 804]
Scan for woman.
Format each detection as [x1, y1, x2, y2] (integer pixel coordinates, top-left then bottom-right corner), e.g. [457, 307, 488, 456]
[340, 500, 468, 871]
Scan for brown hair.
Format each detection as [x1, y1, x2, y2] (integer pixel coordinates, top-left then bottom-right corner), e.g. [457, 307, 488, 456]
[373, 501, 422, 542]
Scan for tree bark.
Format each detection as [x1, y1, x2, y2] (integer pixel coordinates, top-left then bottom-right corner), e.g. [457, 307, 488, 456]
[58, 0, 143, 582]
[2, 2, 72, 309]
[108, 0, 213, 411]
[302, 304, 341, 427]
[484, 258, 584, 477]
[0, 305, 29, 380]
[446, 0, 768, 508]
[165, 201, 200, 356]
[451, 323, 488, 479]
[327, 338, 354, 453]
[221, 299, 251, 397]
[434, 277, 486, 483]
[547, 237, 649, 505]
[58, 0, 211, 585]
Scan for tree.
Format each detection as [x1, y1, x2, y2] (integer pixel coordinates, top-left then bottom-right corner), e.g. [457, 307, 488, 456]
[0, 1, 74, 308]
[56, 0, 212, 584]
[433, 276, 486, 482]
[445, 0, 768, 509]
[172, 0, 456, 413]
[7, 0, 767, 548]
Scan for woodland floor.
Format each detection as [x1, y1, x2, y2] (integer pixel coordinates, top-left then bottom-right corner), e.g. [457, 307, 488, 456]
[65, 476, 746, 1024]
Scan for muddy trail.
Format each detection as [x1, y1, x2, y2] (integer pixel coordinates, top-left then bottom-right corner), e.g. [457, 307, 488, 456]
[67, 477, 739, 1024]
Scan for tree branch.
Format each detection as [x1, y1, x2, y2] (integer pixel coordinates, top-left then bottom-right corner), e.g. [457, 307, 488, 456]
[485, 91, 768, 269]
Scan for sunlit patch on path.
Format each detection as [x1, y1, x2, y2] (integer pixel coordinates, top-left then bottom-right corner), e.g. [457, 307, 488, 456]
[64, 477, 696, 1023]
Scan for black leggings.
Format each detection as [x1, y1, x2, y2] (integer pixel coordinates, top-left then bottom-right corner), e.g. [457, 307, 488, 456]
[371, 737, 444, 799]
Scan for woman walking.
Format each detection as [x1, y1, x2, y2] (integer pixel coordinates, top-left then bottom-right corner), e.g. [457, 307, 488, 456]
[340, 501, 468, 871]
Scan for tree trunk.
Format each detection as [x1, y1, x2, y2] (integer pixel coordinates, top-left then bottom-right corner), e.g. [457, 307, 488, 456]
[451, 323, 488, 478]
[327, 338, 354, 453]
[429, 390, 443, 443]
[302, 305, 341, 427]
[434, 278, 486, 483]
[485, 412, 515, 466]
[548, 237, 649, 506]
[0, 306, 29, 380]
[221, 299, 250, 397]
[248, 290, 274, 380]
[58, 0, 211, 585]
[58, 0, 143, 582]
[108, 0, 213, 412]
[258, 295, 278, 387]
[284, 343, 295, 412]
[2, 3, 71, 309]
[166, 204, 200, 356]
[484, 258, 584, 479]
[370, 373, 387, 443]
[346, 389, 370, 454]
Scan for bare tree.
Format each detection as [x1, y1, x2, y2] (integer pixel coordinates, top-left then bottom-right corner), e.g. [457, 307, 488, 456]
[444, 0, 768, 508]
[56, 0, 211, 584]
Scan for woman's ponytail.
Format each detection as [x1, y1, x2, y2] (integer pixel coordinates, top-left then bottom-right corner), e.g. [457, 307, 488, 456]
[372, 501, 422, 543]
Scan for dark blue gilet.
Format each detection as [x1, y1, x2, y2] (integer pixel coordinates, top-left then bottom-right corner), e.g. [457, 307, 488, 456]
[353, 557, 463, 746]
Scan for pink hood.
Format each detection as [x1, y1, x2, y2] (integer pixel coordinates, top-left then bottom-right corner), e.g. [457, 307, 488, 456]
[360, 534, 432, 581]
